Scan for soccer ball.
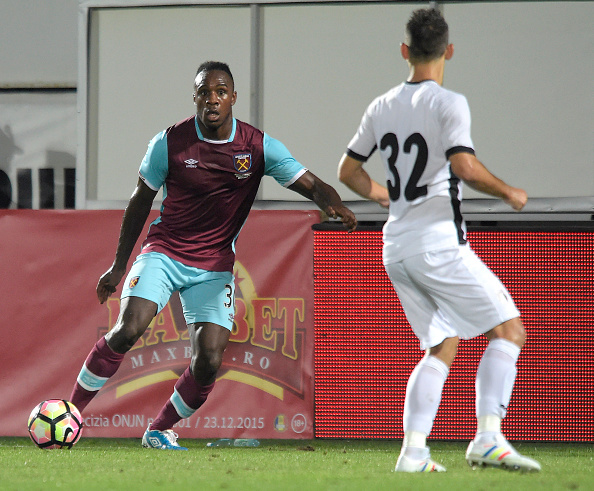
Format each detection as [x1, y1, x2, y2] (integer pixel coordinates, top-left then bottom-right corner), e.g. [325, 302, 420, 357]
[27, 399, 83, 449]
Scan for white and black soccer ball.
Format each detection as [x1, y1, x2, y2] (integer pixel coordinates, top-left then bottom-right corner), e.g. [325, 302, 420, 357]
[28, 399, 83, 449]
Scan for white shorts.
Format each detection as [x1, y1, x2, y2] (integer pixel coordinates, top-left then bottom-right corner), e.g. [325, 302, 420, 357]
[384, 246, 520, 350]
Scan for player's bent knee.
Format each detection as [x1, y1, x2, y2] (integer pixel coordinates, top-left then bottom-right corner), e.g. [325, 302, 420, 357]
[105, 325, 145, 353]
[427, 336, 459, 367]
[489, 317, 526, 348]
[105, 297, 157, 352]
[191, 349, 224, 380]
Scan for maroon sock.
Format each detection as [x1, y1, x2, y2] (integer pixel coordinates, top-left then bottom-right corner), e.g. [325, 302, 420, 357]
[150, 367, 215, 431]
[70, 337, 125, 412]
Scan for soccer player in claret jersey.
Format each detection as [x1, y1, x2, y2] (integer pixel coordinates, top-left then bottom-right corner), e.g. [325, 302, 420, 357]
[338, 9, 540, 473]
[70, 61, 356, 450]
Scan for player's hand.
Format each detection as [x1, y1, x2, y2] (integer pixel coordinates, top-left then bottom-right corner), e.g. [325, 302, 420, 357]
[377, 197, 390, 209]
[326, 204, 357, 232]
[96, 267, 125, 304]
[504, 187, 528, 211]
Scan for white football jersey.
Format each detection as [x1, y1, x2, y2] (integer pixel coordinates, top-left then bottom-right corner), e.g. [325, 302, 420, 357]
[347, 80, 475, 263]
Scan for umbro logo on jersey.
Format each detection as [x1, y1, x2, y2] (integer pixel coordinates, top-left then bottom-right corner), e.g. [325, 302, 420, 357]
[184, 158, 199, 168]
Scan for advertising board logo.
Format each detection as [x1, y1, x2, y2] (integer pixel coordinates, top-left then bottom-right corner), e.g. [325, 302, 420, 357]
[291, 414, 307, 434]
[98, 261, 307, 402]
[218, 261, 307, 400]
[274, 414, 286, 432]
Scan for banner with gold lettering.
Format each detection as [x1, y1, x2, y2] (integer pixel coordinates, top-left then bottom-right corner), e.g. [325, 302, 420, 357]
[0, 209, 318, 439]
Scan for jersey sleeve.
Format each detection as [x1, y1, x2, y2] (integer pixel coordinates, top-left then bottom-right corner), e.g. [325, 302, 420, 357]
[346, 101, 379, 162]
[139, 130, 168, 191]
[440, 93, 475, 159]
[263, 133, 307, 187]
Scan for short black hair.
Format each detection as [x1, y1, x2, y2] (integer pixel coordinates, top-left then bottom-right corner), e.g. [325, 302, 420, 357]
[194, 61, 234, 88]
[405, 8, 449, 62]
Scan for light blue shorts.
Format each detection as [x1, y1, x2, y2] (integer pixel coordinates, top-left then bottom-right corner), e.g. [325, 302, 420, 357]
[121, 252, 235, 330]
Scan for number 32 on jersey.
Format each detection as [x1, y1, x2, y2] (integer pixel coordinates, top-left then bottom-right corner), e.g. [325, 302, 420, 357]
[381, 132, 428, 202]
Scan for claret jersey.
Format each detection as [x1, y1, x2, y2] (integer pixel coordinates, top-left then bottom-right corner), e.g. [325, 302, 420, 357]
[139, 116, 307, 272]
[347, 80, 475, 264]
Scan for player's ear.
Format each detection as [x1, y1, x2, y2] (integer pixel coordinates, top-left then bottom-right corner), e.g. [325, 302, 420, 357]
[231, 91, 237, 106]
[400, 43, 410, 61]
[445, 43, 454, 60]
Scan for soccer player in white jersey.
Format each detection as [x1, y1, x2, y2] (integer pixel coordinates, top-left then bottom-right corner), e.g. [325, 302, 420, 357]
[338, 8, 540, 473]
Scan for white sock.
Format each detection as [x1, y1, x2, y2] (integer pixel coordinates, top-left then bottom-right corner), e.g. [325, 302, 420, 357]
[401, 431, 428, 458]
[402, 355, 449, 439]
[475, 338, 521, 436]
[476, 414, 502, 441]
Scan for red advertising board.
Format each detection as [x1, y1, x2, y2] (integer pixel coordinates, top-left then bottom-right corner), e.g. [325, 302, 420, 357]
[313, 226, 594, 442]
[0, 209, 319, 439]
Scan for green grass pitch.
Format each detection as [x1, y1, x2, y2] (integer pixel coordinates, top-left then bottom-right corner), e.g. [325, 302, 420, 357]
[0, 437, 591, 490]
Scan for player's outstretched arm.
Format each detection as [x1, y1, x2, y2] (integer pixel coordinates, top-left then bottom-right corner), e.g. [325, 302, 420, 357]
[97, 178, 158, 304]
[338, 154, 390, 208]
[288, 171, 357, 231]
[449, 152, 527, 211]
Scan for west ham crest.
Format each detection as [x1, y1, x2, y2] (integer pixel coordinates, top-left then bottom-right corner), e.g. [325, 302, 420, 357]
[234, 153, 252, 173]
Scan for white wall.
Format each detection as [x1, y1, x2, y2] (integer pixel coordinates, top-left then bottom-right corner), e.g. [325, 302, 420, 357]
[444, 1, 594, 200]
[83, 1, 594, 207]
[0, 0, 78, 87]
[0, 92, 76, 209]
[1, 1, 593, 212]
[260, 2, 411, 202]
[86, 5, 252, 202]
[0, 1, 78, 209]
